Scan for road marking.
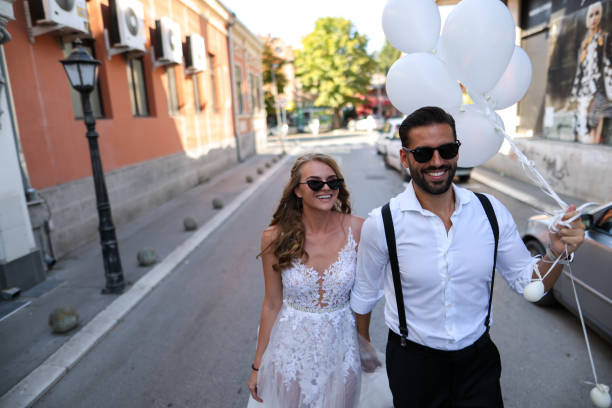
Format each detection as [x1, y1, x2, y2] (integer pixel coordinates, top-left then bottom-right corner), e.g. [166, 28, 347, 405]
[0, 154, 293, 408]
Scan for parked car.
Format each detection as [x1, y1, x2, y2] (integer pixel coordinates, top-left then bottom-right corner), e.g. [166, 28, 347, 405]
[384, 129, 472, 183]
[349, 115, 384, 132]
[375, 117, 403, 156]
[522, 202, 612, 343]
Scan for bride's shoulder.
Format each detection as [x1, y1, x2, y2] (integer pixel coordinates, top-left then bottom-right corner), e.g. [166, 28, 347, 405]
[261, 225, 280, 249]
[344, 215, 365, 243]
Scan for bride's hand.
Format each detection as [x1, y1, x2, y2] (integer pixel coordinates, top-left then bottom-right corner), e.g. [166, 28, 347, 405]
[248, 370, 263, 402]
[358, 335, 382, 373]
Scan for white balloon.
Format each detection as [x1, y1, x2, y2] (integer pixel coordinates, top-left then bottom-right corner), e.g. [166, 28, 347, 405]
[441, 0, 516, 94]
[386, 53, 462, 115]
[449, 105, 504, 167]
[523, 280, 545, 303]
[590, 384, 611, 408]
[382, 0, 440, 54]
[487, 46, 533, 110]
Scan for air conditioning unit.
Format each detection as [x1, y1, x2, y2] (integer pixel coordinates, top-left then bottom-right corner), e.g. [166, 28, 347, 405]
[185, 33, 206, 73]
[154, 17, 182, 65]
[28, 0, 89, 33]
[109, 0, 146, 52]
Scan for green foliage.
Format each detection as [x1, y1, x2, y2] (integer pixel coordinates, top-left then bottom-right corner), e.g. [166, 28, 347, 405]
[262, 43, 287, 95]
[294, 17, 376, 126]
[377, 41, 402, 74]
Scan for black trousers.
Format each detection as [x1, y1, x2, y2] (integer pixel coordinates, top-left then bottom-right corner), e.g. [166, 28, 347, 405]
[386, 330, 504, 408]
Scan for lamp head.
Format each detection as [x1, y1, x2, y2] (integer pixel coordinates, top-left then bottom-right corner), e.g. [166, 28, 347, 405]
[60, 39, 101, 94]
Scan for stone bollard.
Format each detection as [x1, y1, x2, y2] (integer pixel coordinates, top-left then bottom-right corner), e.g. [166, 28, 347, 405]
[265, 162, 271, 168]
[137, 247, 158, 266]
[246, 175, 254, 183]
[49, 307, 79, 334]
[212, 198, 224, 209]
[256, 168, 264, 175]
[183, 217, 198, 231]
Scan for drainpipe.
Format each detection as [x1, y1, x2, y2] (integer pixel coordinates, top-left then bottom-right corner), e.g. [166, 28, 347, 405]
[227, 13, 242, 162]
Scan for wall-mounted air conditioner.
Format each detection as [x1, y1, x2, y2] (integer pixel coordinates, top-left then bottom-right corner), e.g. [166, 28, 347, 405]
[27, 0, 89, 34]
[108, 0, 146, 52]
[154, 17, 182, 65]
[185, 33, 206, 73]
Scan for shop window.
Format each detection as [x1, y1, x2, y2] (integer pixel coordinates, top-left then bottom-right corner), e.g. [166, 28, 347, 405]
[235, 65, 244, 114]
[63, 40, 104, 119]
[209, 55, 219, 113]
[166, 66, 180, 116]
[126, 57, 150, 117]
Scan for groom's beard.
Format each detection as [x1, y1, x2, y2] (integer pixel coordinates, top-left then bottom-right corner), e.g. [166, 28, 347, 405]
[408, 162, 457, 195]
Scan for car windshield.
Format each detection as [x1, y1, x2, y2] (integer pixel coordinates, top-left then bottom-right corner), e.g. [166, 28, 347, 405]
[595, 207, 612, 235]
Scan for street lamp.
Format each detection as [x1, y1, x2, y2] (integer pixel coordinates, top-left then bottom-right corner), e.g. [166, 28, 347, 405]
[60, 40, 126, 294]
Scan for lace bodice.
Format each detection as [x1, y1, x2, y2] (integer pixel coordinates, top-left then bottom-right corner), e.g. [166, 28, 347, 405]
[282, 227, 357, 311]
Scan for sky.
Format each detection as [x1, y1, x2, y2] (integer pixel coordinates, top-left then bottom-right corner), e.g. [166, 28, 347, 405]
[220, 1, 454, 54]
[220, 0, 387, 53]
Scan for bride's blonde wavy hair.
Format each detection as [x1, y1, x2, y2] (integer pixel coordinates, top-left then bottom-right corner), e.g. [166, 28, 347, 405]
[262, 153, 352, 272]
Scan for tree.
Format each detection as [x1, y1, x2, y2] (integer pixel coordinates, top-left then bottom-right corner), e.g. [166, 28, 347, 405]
[261, 42, 287, 123]
[294, 17, 376, 129]
[377, 41, 402, 74]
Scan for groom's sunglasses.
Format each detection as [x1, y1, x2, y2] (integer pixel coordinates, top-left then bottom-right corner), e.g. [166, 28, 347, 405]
[402, 140, 461, 163]
[299, 178, 344, 191]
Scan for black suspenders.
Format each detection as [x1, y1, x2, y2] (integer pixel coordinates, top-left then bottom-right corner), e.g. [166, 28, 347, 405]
[381, 192, 499, 348]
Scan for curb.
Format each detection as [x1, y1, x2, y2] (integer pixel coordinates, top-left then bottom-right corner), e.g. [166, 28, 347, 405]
[0, 154, 293, 408]
[470, 170, 558, 215]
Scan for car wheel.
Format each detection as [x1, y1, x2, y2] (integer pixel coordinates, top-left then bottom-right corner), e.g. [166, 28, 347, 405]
[524, 239, 557, 307]
[458, 175, 470, 183]
[384, 155, 392, 168]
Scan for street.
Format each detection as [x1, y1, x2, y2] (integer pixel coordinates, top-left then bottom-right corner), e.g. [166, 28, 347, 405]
[34, 139, 611, 408]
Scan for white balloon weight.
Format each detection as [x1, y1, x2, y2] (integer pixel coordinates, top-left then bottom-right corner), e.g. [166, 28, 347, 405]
[487, 46, 533, 110]
[382, 0, 440, 54]
[449, 105, 504, 168]
[386, 53, 462, 115]
[523, 280, 545, 303]
[591, 384, 611, 408]
[441, 0, 516, 94]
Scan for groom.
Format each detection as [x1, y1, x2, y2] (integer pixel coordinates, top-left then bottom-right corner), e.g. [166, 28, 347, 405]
[351, 106, 585, 407]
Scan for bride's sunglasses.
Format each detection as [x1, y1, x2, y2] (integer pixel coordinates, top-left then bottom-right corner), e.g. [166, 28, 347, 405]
[402, 140, 461, 163]
[299, 178, 344, 191]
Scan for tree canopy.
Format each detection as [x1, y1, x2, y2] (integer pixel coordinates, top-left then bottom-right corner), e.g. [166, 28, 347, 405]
[294, 17, 376, 127]
[376, 41, 402, 74]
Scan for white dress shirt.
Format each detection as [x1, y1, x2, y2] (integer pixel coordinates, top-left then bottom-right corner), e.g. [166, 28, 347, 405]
[350, 183, 538, 351]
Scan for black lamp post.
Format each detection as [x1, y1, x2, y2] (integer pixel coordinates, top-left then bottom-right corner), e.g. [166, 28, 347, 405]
[60, 40, 125, 294]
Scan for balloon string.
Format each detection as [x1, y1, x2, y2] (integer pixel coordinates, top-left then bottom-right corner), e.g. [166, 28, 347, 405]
[498, 129, 568, 211]
[565, 244, 599, 386]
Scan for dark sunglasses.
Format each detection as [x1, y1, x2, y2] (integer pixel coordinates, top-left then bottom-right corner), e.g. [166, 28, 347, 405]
[402, 140, 461, 163]
[299, 178, 344, 191]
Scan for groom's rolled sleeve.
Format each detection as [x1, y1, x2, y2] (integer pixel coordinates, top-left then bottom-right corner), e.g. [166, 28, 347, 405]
[351, 210, 386, 314]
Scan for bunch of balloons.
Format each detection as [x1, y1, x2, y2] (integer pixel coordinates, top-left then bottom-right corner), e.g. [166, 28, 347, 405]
[383, 0, 532, 167]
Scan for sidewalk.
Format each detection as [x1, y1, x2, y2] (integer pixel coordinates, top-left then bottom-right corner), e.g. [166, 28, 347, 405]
[0, 150, 290, 407]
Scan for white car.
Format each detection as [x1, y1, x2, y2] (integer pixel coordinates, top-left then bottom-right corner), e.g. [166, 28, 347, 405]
[376, 117, 404, 156]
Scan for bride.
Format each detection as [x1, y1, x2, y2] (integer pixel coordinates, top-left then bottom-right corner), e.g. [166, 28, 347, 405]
[247, 153, 391, 408]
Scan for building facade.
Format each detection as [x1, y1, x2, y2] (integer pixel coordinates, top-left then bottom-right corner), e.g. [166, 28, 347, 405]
[0, 0, 265, 291]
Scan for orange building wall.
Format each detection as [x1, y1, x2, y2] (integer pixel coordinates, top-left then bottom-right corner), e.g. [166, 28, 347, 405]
[5, 0, 235, 190]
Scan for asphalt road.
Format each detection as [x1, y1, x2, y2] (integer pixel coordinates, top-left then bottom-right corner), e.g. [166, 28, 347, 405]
[35, 140, 611, 408]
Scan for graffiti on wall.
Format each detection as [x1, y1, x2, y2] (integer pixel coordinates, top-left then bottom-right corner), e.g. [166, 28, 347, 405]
[544, 0, 612, 146]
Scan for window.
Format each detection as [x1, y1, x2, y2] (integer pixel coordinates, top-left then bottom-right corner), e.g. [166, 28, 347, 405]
[126, 57, 149, 117]
[249, 73, 257, 113]
[235, 65, 244, 114]
[256, 76, 262, 110]
[193, 74, 202, 114]
[63, 41, 104, 119]
[209, 55, 219, 112]
[166, 66, 179, 116]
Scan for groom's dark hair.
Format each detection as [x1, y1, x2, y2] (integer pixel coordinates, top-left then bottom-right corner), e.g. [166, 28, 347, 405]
[399, 106, 457, 148]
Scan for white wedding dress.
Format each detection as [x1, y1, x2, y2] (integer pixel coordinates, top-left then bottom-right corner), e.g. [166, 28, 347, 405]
[248, 228, 393, 408]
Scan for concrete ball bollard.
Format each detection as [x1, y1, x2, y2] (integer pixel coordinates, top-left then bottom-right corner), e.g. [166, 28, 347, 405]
[137, 247, 158, 266]
[212, 198, 224, 209]
[265, 162, 271, 168]
[49, 307, 79, 334]
[246, 175, 254, 183]
[183, 216, 198, 231]
[257, 168, 264, 175]
[271, 157, 277, 164]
